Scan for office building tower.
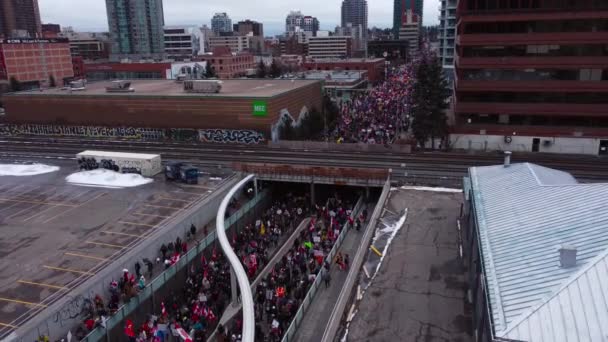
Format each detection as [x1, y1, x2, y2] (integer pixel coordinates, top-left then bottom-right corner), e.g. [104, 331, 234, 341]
[0, 0, 42, 38]
[341, 0, 368, 38]
[394, 0, 423, 37]
[106, 0, 165, 61]
[452, 0, 608, 155]
[211, 13, 233, 35]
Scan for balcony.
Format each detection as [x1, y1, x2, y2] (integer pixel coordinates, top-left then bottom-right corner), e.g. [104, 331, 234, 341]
[457, 56, 608, 69]
[451, 123, 608, 138]
[459, 10, 608, 23]
[454, 102, 608, 117]
[457, 32, 608, 46]
[456, 80, 608, 93]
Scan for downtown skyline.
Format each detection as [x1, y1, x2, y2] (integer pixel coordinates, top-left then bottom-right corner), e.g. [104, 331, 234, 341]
[38, 0, 440, 36]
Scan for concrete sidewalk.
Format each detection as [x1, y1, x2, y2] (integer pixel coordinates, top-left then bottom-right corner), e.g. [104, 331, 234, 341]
[293, 217, 366, 342]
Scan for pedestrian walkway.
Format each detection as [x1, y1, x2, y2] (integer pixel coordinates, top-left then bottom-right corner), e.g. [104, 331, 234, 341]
[293, 215, 366, 342]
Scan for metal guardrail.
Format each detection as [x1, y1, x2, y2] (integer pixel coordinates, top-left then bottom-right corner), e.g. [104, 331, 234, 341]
[81, 189, 268, 342]
[321, 177, 392, 342]
[281, 196, 365, 342]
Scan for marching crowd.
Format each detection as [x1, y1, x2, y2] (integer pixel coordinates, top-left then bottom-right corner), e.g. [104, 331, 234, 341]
[332, 66, 414, 144]
[74, 187, 362, 342]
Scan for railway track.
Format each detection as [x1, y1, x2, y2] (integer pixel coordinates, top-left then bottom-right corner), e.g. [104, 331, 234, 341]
[1, 136, 607, 184]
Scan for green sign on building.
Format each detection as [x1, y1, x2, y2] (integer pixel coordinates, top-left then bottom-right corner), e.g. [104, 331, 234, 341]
[252, 100, 268, 117]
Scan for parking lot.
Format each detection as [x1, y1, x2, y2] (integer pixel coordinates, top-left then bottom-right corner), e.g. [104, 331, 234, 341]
[0, 159, 228, 336]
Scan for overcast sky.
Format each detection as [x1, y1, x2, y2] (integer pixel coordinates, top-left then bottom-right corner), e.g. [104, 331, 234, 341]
[39, 0, 440, 36]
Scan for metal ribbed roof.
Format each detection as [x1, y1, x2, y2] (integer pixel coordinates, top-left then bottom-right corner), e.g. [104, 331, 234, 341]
[469, 163, 608, 341]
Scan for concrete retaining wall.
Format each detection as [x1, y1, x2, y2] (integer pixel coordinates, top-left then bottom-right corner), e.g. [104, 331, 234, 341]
[13, 175, 241, 342]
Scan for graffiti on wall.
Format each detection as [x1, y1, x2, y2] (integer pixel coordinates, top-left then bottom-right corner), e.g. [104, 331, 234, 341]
[199, 129, 265, 144]
[0, 124, 166, 140]
[0, 124, 265, 144]
[53, 294, 94, 327]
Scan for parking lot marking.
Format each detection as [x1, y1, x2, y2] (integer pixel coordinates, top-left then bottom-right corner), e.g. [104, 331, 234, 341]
[42, 192, 107, 224]
[179, 184, 214, 190]
[102, 231, 145, 238]
[64, 252, 108, 261]
[158, 196, 192, 203]
[0, 198, 75, 207]
[132, 212, 169, 219]
[85, 241, 125, 249]
[6, 204, 45, 220]
[21, 204, 58, 222]
[0, 297, 47, 307]
[43, 265, 94, 276]
[118, 221, 156, 228]
[17, 280, 67, 290]
[0, 322, 17, 328]
[144, 204, 183, 210]
[172, 190, 202, 195]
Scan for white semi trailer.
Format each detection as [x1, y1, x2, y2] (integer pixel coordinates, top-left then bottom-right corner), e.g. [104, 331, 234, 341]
[76, 150, 162, 177]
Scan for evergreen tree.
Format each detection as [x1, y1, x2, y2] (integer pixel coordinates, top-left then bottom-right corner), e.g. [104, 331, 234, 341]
[9, 77, 21, 92]
[49, 74, 56, 87]
[269, 59, 282, 78]
[205, 63, 216, 78]
[410, 53, 450, 149]
[256, 60, 267, 78]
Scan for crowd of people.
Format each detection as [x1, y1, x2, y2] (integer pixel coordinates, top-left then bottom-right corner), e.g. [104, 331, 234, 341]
[70, 187, 362, 342]
[332, 66, 414, 144]
[217, 195, 362, 341]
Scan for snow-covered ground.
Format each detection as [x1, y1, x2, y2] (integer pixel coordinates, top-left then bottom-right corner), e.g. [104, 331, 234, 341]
[66, 169, 153, 188]
[0, 163, 59, 176]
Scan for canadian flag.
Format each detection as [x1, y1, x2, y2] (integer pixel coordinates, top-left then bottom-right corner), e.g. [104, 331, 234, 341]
[174, 324, 192, 342]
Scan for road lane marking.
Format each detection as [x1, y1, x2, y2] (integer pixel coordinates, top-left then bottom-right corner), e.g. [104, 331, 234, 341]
[0, 297, 47, 307]
[102, 231, 145, 238]
[118, 221, 156, 228]
[85, 241, 125, 249]
[144, 204, 183, 210]
[132, 212, 169, 218]
[43, 265, 94, 276]
[17, 280, 67, 290]
[64, 252, 108, 261]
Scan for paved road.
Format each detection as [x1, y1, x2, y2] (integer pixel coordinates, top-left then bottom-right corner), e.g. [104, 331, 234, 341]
[346, 189, 472, 342]
[294, 205, 369, 342]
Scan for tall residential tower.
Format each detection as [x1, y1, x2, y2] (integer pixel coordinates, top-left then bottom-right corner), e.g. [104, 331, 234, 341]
[211, 13, 232, 35]
[394, 0, 423, 37]
[438, 0, 457, 78]
[341, 0, 368, 38]
[0, 0, 42, 38]
[106, 0, 165, 61]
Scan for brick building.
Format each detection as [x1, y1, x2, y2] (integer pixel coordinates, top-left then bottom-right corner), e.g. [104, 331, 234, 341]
[0, 38, 73, 89]
[452, 0, 608, 155]
[197, 47, 255, 79]
[2, 79, 323, 141]
[302, 58, 385, 83]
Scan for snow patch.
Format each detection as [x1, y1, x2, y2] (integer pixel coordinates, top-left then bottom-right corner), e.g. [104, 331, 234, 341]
[0, 163, 59, 176]
[209, 177, 223, 181]
[66, 169, 153, 188]
[370, 210, 408, 277]
[398, 186, 462, 193]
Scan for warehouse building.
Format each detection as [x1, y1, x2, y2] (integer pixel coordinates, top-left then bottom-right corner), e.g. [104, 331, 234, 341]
[1, 79, 323, 141]
[463, 156, 608, 342]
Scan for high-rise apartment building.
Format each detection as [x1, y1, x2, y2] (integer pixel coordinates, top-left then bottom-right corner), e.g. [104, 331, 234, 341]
[452, 0, 608, 155]
[234, 20, 264, 37]
[211, 13, 233, 35]
[0, 0, 42, 38]
[341, 0, 368, 38]
[398, 9, 420, 57]
[393, 0, 423, 37]
[286, 11, 320, 37]
[105, 0, 165, 61]
[438, 0, 457, 77]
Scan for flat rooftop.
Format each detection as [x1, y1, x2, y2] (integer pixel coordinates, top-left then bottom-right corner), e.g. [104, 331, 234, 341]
[9, 79, 320, 98]
[77, 150, 160, 160]
[0, 158, 229, 338]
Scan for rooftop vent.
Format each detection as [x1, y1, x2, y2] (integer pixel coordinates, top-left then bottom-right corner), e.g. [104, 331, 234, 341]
[503, 151, 512, 167]
[559, 245, 577, 268]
